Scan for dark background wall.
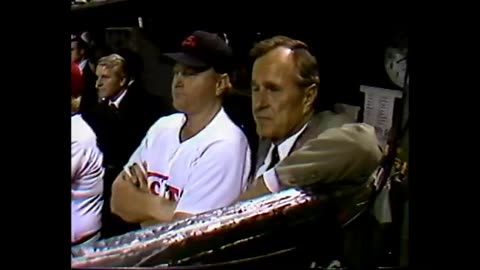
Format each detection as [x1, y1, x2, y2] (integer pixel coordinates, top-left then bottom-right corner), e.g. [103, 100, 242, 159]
[72, 1, 407, 111]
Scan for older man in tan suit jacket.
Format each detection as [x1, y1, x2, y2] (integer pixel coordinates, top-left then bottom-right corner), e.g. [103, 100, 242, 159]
[238, 36, 382, 201]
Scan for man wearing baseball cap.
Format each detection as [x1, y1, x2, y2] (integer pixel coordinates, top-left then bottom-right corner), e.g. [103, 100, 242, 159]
[163, 30, 234, 75]
[111, 31, 251, 226]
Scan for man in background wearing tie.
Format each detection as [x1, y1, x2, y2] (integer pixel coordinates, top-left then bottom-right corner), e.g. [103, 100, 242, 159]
[82, 52, 171, 238]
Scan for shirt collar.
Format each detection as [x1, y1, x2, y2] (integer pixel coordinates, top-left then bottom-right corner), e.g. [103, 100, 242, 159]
[108, 89, 128, 108]
[272, 122, 309, 160]
[78, 59, 88, 72]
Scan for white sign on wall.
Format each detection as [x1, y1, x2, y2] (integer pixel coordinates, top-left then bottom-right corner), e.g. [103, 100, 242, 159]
[360, 85, 403, 147]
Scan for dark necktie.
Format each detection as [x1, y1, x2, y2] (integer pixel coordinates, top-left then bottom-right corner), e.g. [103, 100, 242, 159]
[266, 145, 280, 171]
[108, 103, 120, 116]
[109, 102, 118, 110]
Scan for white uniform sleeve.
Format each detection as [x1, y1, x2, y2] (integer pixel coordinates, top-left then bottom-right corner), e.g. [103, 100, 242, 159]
[71, 125, 104, 243]
[175, 139, 250, 214]
[71, 140, 84, 181]
[72, 141, 104, 184]
[71, 137, 104, 197]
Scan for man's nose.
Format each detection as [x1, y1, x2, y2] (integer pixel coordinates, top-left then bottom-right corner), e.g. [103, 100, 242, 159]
[173, 75, 184, 87]
[253, 90, 269, 111]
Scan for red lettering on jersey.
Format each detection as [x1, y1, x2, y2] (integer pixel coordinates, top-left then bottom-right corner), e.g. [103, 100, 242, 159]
[166, 185, 180, 201]
[150, 181, 161, 196]
[146, 171, 182, 201]
[147, 171, 169, 197]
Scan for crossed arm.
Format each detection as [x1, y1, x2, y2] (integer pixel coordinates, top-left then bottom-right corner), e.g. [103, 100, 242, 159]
[111, 139, 250, 225]
[110, 164, 189, 226]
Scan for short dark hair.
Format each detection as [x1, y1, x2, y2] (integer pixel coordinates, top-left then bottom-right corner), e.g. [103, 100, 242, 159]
[250, 35, 320, 88]
[72, 36, 89, 51]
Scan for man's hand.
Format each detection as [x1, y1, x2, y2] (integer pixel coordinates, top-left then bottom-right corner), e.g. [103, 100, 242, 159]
[125, 162, 149, 193]
[111, 163, 179, 225]
[111, 171, 153, 223]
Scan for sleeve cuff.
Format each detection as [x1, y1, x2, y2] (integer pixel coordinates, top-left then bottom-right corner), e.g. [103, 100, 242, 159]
[263, 168, 281, 192]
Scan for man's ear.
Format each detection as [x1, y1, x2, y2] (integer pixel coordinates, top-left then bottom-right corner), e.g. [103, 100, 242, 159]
[215, 73, 232, 97]
[71, 96, 82, 113]
[303, 84, 318, 114]
[120, 77, 128, 88]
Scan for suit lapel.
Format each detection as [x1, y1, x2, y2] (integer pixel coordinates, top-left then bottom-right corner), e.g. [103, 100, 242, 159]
[290, 112, 326, 154]
[255, 138, 271, 174]
[255, 111, 347, 176]
[255, 112, 328, 175]
[290, 111, 347, 154]
[117, 88, 134, 114]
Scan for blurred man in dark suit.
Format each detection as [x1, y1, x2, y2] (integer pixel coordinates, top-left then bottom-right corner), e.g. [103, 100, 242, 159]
[82, 51, 171, 238]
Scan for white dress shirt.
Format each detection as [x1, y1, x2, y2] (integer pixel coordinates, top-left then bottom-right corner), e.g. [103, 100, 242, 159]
[255, 123, 308, 192]
[78, 59, 88, 73]
[108, 89, 128, 108]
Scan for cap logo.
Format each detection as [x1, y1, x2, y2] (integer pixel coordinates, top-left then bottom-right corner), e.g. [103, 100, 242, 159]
[182, 35, 197, 48]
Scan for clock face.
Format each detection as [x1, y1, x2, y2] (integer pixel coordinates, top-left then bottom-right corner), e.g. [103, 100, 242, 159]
[384, 47, 408, 88]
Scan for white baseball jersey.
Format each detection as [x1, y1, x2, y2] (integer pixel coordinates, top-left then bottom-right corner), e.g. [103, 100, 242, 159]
[126, 108, 251, 214]
[71, 114, 104, 243]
